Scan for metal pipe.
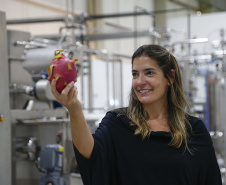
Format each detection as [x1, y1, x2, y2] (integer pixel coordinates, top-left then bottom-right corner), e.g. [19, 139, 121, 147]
[81, 52, 85, 107]
[133, 6, 154, 50]
[57, 34, 66, 48]
[112, 57, 116, 109]
[88, 57, 93, 112]
[15, 118, 70, 125]
[14, 41, 47, 48]
[86, 42, 93, 112]
[6, 8, 188, 25]
[66, 0, 69, 20]
[7, 17, 65, 24]
[187, 8, 191, 55]
[134, 8, 138, 50]
[106, 57, 110, 109]
[32, 38, 57, 45]
[119, 59, 123, 107]
[59, 25, 79, 33]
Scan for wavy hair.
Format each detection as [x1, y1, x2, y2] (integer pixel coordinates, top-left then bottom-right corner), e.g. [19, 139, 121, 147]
[125, 44, 190, 149]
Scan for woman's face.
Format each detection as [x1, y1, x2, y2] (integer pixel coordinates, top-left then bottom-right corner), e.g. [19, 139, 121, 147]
[132, 55, 169, 107]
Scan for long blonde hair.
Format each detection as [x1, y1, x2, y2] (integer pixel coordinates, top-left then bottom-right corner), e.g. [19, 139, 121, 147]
[125, 44, 190, 149]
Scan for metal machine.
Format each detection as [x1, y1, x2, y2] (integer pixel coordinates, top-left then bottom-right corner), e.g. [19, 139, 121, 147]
[1, 12, 130, 184]
[39, 144, 66, 185]
[0, 11, 12, 185]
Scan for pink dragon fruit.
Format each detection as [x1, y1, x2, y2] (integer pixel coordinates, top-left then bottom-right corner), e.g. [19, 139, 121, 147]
[47, 49, 78, 92]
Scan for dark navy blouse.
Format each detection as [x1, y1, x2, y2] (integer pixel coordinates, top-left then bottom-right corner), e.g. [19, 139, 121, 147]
[74, 109, 222, 185]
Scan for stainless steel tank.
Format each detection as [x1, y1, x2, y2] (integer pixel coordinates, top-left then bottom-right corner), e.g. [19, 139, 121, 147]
[23, 46, 57, 75]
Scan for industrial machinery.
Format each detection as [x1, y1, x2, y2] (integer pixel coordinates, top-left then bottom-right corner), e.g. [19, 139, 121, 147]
[2, 13, 131, 184]
[169, 28, 226, 184]
[39, 145, 66, 185]
[2, 4, 226, 184]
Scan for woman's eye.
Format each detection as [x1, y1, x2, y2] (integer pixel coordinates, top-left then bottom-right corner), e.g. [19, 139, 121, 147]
[147, 71, 154, 75]
[132, 72, 138, 77]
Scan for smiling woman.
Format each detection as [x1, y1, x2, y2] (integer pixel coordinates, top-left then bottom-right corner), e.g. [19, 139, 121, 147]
[126, 45, 187, 145]
[51, 44, 222, 185]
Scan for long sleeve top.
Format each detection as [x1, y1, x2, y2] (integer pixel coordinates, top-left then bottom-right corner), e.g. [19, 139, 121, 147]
[73, 108, 222, 185]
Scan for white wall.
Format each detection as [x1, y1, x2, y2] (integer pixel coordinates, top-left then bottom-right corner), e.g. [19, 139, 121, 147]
[95, 0, 154, 55]
[0, 0, 86, 35]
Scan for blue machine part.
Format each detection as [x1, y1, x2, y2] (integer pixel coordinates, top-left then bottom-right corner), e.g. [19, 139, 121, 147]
[39, 144, 66, 185]
[40, 144, 64, 172]
[41, 71, 49, 79]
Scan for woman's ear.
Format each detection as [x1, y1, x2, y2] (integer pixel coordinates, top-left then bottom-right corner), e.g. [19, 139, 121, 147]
[168, 69, 175, 86]
[171, 69, 175, 82]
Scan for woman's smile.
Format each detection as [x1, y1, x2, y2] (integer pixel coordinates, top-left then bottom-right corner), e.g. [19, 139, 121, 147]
[138, 89, 153, 95]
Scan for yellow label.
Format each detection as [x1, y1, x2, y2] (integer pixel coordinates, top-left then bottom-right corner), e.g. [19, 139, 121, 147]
[0, 117, 4, 122]
[59, 146, 64, 152]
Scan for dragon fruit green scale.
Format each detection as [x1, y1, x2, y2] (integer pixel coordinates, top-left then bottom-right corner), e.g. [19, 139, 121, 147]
[47, 49, 78, 93]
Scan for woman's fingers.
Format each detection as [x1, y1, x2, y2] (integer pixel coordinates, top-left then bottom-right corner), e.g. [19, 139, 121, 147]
[68, 85, 75, 100]
[50, 79, 60, 99]
[61, 81, 74, 96]
[50, 80, 78, 109]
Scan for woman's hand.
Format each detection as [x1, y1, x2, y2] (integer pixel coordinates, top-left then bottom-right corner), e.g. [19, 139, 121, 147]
[50, 79, 82, 112]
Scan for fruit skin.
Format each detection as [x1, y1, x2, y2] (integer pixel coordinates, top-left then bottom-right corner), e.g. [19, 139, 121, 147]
[47, 53, 77, 93]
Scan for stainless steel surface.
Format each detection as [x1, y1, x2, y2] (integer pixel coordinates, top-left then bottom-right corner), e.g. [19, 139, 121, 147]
[15, 137, 40, 161]
[10, 109, 67, 123]
[0, 11, 12, 185]
[35, 80, 55, 101]
[88, 53, 93, 111]
[207, 73, 226, 184]
[7, 30, 30, 59]
[23, 46, 56, 75]
[179, 60, 192, 99]
[208, 74, 223, 132]
[8, 30, 32, 88]
[15, 40, 47, 49]
[223, 54, 226, 72]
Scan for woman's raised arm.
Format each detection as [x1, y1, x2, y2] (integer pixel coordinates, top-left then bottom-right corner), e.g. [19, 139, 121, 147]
[51, 79, 94, 159]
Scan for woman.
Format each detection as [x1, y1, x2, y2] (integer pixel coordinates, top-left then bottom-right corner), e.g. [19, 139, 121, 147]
[51, 44, 222, 185]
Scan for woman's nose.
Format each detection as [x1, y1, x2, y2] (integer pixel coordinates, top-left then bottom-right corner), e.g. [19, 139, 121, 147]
[136, 75, 146, 85]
